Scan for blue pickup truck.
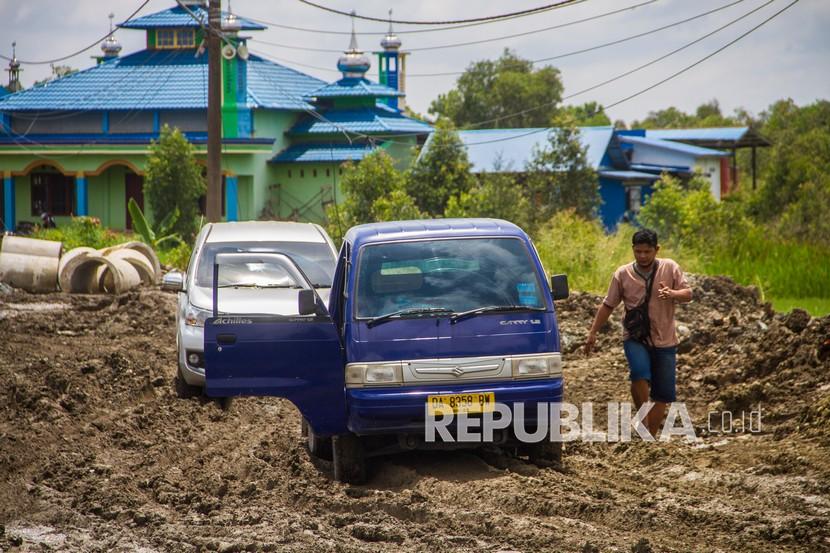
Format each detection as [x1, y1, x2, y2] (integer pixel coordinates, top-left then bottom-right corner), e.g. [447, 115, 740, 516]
[205, 219, 568, 483]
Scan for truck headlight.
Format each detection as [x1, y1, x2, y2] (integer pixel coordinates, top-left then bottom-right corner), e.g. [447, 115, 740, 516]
[511, 353, 562, 379]
[345, 362, 403, 388]
[184, 303, 212, 327]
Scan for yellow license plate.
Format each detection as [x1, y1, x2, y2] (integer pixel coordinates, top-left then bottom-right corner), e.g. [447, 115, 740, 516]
[427, 392, 495, 416]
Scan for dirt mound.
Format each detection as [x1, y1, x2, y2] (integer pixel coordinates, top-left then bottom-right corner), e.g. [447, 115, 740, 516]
[1, 276, 829, 552]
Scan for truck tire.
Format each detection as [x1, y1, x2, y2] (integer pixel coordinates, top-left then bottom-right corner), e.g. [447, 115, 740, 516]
[527, 440, 563, 468]
[332, 433, 366, 484]
[303, 418, 333, 460]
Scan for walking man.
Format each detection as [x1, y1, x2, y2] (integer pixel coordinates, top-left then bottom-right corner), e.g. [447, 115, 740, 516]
[584, 229, 693, 437]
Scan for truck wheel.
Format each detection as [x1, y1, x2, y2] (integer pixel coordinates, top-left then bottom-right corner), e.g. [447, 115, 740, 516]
[304, 418, 333, 460]
[175, 366, 202, 399]
[527, 440, 563, 468]
[332, 433, 366, 484]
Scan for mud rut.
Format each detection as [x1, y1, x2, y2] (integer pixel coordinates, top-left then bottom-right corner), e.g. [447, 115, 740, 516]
[1, 274, 828, 552]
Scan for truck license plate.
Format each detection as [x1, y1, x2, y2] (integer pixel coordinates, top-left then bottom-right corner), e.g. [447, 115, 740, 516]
[427, 392, 495, 416]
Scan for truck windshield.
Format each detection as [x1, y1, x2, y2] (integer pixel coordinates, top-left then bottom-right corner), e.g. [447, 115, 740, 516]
[355, 238, 546, 319]
[195, 241, 335, 288]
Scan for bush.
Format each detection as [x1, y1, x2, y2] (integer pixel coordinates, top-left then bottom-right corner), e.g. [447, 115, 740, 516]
[32, 217, 132, 250]
[157, 241, 193, 271]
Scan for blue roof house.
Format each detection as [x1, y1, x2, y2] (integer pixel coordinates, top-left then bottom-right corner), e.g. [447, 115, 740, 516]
[0, 1, 430, 231]
[425, 126, 733, 231]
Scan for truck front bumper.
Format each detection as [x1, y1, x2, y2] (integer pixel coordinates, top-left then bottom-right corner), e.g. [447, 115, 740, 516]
[346, 377, 564, 436]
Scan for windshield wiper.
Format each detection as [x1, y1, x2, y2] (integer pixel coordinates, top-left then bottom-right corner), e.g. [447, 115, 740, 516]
[217, 283, 300, 289]
[366, 307, 453, 328]
[450, 305, 545, 324]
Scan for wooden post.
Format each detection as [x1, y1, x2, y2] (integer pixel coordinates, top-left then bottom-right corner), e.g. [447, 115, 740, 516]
[206, 0, 223, 223]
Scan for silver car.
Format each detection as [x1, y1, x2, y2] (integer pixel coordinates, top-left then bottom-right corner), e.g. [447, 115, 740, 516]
[162, 221, 337, 397]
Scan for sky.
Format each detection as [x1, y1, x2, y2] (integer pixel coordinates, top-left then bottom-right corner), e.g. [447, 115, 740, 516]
[1, 0, 828, 125]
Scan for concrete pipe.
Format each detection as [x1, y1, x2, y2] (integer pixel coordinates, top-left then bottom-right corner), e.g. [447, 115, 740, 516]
[58, 252, 106, 294]
[100, 242, 161, 283]
[102, 249, 155, 285]
[58, 247, 97, 289]
[1, 235, 62, 258]
[0, 236, 62, 292]
[95, 256, 142, 294]
[0, 252, 61, 292]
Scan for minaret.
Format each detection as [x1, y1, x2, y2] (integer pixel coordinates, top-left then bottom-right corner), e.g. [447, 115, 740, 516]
[337, 12, 371, 79]
[375, 10, 408, 109]
[6, 42, 22, 92]
[100, 13, 122, 60]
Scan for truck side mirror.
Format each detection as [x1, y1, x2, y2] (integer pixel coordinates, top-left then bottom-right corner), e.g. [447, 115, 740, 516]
[161, 270, 184, 292]
[299, 289, 327, 316]
[550, 274, 569, 301]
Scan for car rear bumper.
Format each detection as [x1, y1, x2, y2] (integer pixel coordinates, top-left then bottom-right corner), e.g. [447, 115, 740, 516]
[346, 377, 564, 435]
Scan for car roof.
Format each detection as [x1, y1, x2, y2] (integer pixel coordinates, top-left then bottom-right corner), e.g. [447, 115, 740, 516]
[344, 218, 528, 249]
[205, 221, 327, 244]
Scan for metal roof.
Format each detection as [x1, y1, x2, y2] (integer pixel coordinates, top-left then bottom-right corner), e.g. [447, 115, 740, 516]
[434, 127, 614, 173]
[118, 6, 266, 30]
[599, 170, 661, 181]
[309, 77, 402, 99]
[206, 221, 327, 244]
[0, 50, 324, 112]
[288, 104, 432, 136]
[270, 143, 378, 163]
[646, 127, 770, 148]
[345, 218, 526, 248]
[0, 132, 273, 146]
[619, 135, 730, 157]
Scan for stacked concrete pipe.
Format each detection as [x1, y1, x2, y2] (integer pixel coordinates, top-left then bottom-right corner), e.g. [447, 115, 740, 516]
[1, 235, 162, 294]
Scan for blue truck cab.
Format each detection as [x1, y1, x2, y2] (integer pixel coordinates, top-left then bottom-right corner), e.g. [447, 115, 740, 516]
[205, 219, 569, 483]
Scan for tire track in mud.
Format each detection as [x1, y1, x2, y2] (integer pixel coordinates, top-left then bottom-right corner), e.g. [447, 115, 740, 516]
[1, 281, 829, 552]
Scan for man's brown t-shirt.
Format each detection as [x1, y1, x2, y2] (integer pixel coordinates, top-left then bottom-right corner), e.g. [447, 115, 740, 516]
[602, 258, 691, 347]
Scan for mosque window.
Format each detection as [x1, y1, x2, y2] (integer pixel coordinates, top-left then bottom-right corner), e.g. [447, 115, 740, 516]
[157, 29, 195, 49]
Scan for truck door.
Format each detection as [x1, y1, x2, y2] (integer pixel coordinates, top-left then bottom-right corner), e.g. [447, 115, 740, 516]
[204, 252, 347, 435]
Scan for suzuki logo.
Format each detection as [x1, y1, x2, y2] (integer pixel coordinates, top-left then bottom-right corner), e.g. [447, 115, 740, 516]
[452, 366, 465, 377]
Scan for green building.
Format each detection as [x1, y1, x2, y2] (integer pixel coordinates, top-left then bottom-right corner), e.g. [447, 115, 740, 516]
[0, 1, 431, 232]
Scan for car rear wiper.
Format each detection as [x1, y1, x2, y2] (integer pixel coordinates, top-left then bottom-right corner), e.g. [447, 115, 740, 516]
[450, 305, 545, 324]
[217, 283, 300, 289]
[366, 307, 454, 328]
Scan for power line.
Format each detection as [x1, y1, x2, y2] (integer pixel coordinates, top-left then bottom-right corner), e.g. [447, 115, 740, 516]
[249, 0, 795, 148]
[296, 0, 586, 26]
[462, 0, 799, 146]
[248, 0, 659, 55]
[246, 0, 656, 41]
[0, 0, 151, 65]
[249, 0, 749, 79]
[461, 0, 779, 130]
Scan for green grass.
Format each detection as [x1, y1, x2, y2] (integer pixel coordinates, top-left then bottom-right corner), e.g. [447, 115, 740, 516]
[770, 297, 830, 316]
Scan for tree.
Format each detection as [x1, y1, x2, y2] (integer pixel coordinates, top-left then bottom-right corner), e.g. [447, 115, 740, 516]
[559, 102, 611, 126]
[524, 119, 600, 228]
[406, 119, 474, 216]
[429, 49, 564, 129]
[444, 171, 531, 230]
[630, 100, 747, 129]
[33, 64, 78, 87]
[750, 99, 830, 220]
[144, 125, 205, 240]
[326, 149, 421, 242]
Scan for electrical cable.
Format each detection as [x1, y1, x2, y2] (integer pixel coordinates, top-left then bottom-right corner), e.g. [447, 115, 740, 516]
[0, 0, 152, 65]
[296, 0, 586, 26]
[247, 0, 658, 52]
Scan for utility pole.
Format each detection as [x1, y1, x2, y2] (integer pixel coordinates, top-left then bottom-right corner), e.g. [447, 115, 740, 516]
[206, 0, 222, 222]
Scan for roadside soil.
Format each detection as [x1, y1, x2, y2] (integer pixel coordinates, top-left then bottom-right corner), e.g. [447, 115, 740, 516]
[1, 274, 828, 552]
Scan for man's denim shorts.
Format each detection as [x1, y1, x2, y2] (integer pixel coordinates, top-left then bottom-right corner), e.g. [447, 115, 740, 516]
[623, 339, 677, 403]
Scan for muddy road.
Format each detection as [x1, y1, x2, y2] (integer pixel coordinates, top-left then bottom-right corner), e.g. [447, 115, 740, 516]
[1, 275, 829, 552]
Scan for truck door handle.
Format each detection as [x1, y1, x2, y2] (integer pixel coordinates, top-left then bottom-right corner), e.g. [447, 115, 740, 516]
[217, 334, 237, 345]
